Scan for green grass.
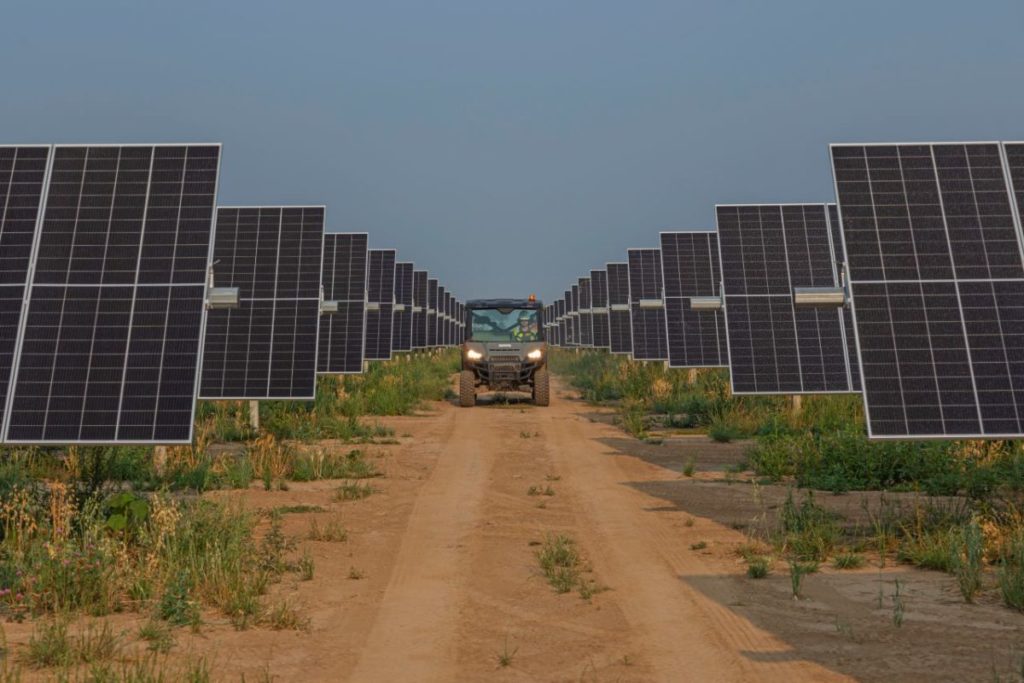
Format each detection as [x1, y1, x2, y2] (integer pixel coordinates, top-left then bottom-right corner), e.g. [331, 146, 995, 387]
[746, 556, 771, 578]
[536, 534, 583, 594]
[335, 481, 374, 501]
[832, 552, 866, 570]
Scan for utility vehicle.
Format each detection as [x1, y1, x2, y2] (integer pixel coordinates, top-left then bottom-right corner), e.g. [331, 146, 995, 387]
[460, 297, 548, 407]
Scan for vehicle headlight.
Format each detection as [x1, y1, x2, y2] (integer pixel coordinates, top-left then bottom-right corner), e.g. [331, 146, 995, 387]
[527, 349, 543, 360]
[466, 349, 483, 360]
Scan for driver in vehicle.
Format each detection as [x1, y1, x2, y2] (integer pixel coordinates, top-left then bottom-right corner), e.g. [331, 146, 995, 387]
[512, 312, 536, 341]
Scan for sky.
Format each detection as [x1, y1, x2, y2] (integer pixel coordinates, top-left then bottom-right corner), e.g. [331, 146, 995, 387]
[3, 1, 1024, 301]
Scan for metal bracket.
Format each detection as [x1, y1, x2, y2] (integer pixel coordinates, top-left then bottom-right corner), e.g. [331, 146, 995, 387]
[690, 296, 723, 311]
[320, 300, 339, 314]
[205, 263, 240, 309]
[638, 298, 664, 310]
[793, 286, 846, 307]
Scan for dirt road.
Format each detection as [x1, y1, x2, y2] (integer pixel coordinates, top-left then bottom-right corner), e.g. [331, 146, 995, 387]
[12, 378, 1023, 681]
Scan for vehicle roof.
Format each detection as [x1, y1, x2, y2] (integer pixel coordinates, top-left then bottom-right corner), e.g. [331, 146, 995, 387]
[465, 298, 543, 309]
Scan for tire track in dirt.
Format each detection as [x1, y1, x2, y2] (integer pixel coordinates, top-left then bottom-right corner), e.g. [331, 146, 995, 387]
[539, 382, 852, 682]
[347, 405, 493, 682]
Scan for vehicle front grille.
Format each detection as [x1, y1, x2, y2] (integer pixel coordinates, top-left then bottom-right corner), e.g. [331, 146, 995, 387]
[490, 355, 521, 363]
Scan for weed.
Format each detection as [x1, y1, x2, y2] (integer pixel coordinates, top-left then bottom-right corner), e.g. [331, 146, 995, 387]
[264, 598, 311, 631]
[892, 578, 905, 627]
[537, 534, 582, 594]
[496, 636, 518, 668]
[545, 474, 561, 482]
[788, 560, 817, 599]
[348, 567, 365, 580]
[335, 481, 374, 501]
[307, 516, 348, 542]
[950, 518, 984, 603]
[138, 618, 175, 653]
[298, 550, 315, 581]
[746, 556, 770, 578]
[682, 458, 696, 477]
[690, 541, 707, 550]
[832, 553, 865, 570]
[26, 619, 71, 668]
[778, 490, 840, 562]
[159, 572, 200, 627]
[684, 517, 695, 527]
[998, 533, 1024, 611]
[272, 505, 326, 515]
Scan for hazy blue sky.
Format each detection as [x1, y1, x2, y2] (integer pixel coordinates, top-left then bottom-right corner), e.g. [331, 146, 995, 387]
[3, 1, 1023, 300]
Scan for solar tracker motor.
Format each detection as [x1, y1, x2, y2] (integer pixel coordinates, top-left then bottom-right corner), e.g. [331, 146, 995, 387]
[460, 298, 548, 407]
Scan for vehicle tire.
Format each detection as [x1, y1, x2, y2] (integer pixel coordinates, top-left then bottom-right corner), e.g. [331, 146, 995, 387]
[459, 369, 476, 407]
[533, 366, 550, 406]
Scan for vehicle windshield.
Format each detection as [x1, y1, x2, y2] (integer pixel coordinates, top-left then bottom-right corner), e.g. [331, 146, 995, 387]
[468, 308, 541, 342]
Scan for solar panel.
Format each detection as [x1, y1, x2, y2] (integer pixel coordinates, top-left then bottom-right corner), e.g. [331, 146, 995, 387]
[200, 206, 324, 400]
[5, 144, 220, 444]
[606, 262, 632, 354]
[627, 249, 668, 361]
[426, 279, 439, 347]
[827, 204, 862, 392]
[832, 142, 1024, 438]
[716, 204, 853, 395]
[589, 269, 610, 349]
[659, 232, 728, 368]
[567, 287, 578, 346]
[364, 249, 395, 361]
[577, 277, 594, 347]
[0, 146, 52, 440]
[412, 270, 428, 348]
[318, 233, 367, 374]
[441, 291, 451, 346]
[391, 262, 414, 352]
[557, 298, 567, 347]
[435, 285, 446, 347]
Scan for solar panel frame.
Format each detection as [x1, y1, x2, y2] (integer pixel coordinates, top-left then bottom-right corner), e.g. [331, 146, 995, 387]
[577, 277, 594, 347]
[364, 249, 396, 361]
[411, 270, 428, 349]
[391, 261, 414, 352]
[716, 204, 855, 395]
[4, 143, 222, 445]
[317, 233, 367, 375]
[606, 262, 633, 354]
[831, 141, 1024, 439]
[627, 248, 669, 361]
[827, 204, 862, 392]
[590, 269, 610, 349]
[659, 231, 729, 368]
[199, 205, 325, 401]
[426, 278, 438, 347]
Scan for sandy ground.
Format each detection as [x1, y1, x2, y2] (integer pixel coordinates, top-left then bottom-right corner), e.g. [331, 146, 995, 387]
[7, 377, 1024, 681]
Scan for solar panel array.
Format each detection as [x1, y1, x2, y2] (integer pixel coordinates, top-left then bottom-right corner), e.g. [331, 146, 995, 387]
[716, 205, 854, 395]
[364, 249, 395, 361]
[412, 270, 428, 348]
[578, 277, 593, 347]
[200, 206, 324, 400]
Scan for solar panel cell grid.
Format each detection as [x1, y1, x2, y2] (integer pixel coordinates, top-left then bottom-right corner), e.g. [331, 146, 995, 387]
[6, 144, 220, 444]
[659, 232, 728, 368]
[628, 249, 668, 361]
[716, 204, 852, 394]
[201, 206, 324, 399]
[606, 262, 632, 354]
[832, 142, 1024, 438]
[318, 233, 367, 374]
[364, 250, 396, 360]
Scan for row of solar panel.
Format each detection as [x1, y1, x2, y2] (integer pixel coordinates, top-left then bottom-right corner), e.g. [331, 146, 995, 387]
[0, 144, 464, 445]
[545, 141, 1024, 441]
